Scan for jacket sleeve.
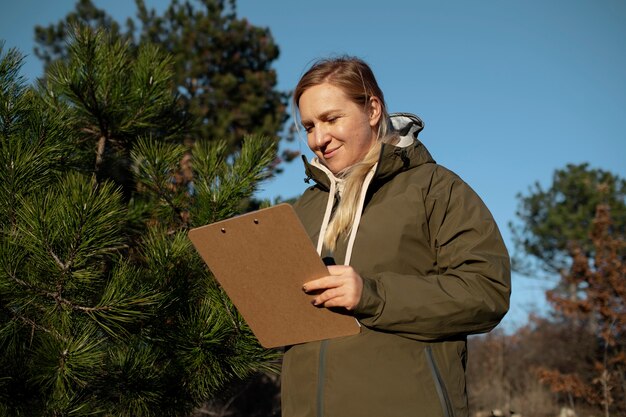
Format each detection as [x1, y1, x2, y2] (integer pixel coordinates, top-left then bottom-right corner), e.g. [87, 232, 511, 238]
[353, 169, 511, 341]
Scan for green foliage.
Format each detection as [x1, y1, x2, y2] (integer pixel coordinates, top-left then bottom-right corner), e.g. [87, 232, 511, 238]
[34, 0, 291, 158]
[99, 339, 168, 417]
[510, 163, 626, 276]
[42, 25, 186, 198]
[0, 44, 75, 231]
[0, 28, 280, 417]
[189, 136, 277, 226]
[34, 0, 129, 66]
[135, 0, 289, 150]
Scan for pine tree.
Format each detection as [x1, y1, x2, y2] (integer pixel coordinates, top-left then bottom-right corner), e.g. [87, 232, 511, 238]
[510, 163, 626, 278]
[34, 0, 291, 160]
[0, 25, 279, 417]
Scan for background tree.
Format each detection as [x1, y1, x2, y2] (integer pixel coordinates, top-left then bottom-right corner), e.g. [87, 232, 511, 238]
[34, 0, 131, 64]
[510, 163, 626, 278]
[476, 164, 626, 417]
[537, 204, 626, 417]
[34, 0, 293, 163]
[0, 26, 279, 417]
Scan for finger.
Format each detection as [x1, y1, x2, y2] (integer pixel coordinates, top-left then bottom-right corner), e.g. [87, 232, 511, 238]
[321, 296, 352, 310]
[310, 276, 362, 310]
[303, 275, 341, 292]
[316, 291, 360, 310]
[312, 288, 343, 306]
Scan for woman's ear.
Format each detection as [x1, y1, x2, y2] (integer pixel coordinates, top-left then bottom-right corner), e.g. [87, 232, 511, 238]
[368, 96, 382, 127]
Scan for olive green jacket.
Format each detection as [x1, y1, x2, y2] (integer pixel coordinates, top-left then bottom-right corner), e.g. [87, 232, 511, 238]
[282, 114, 511, 417]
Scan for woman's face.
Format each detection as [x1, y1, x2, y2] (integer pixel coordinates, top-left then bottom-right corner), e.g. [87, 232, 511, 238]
[298, 82, 381, 174]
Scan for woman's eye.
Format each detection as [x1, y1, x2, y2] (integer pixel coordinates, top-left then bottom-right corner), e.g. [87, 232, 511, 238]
[303, 125, 314, 133]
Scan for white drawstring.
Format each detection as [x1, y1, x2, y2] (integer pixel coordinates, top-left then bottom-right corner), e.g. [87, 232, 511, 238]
[344, 164, 377, 266]
[309, 157, 378, 266]
[316, 177, 336, 255]
[310, 158, 377, 264]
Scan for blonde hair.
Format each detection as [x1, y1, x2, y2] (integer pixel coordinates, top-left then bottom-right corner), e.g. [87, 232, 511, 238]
[294, 56, 398, 252]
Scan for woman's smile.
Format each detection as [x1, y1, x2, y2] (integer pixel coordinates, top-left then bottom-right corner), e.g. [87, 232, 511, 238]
[322, 145, 341, 159]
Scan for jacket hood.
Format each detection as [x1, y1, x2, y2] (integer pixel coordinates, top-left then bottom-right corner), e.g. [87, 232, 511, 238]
[302, 113, 434, 190]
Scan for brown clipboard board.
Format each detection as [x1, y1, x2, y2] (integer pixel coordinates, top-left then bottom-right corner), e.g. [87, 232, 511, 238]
[188, 203, 360, 348]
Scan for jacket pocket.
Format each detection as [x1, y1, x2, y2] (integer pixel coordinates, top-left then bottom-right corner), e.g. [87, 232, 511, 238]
[425, 345, 455, 417]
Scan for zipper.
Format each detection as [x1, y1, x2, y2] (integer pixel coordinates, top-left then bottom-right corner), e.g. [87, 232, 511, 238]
[425, 345, 455, 417]
[316, 340, 329, 417]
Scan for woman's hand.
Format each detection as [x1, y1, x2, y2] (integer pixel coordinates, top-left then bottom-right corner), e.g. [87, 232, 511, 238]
[302, 265, 363, 310]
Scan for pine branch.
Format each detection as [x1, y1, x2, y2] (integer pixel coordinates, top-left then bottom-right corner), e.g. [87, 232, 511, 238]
[11, 312, 67, 343]
[95, 134, 107, 175]
[191, 135, 277, 226]
[4, 259, 100, 312]
[0, 44, 27, 138]
[132, 136, 189, 225]
[49, 247, 70, 272]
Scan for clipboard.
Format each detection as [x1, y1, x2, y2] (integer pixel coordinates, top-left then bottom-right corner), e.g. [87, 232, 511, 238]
[188, 203, 360, 348]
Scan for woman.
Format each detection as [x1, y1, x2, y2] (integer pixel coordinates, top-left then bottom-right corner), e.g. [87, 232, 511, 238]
[283, 56, 511, 417]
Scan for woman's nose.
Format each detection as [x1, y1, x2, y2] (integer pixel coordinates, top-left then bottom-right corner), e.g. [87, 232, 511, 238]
[314, 125, 331, 147]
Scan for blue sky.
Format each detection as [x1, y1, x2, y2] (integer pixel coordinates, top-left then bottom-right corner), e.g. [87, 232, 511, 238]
[2, 0, 625, 331]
